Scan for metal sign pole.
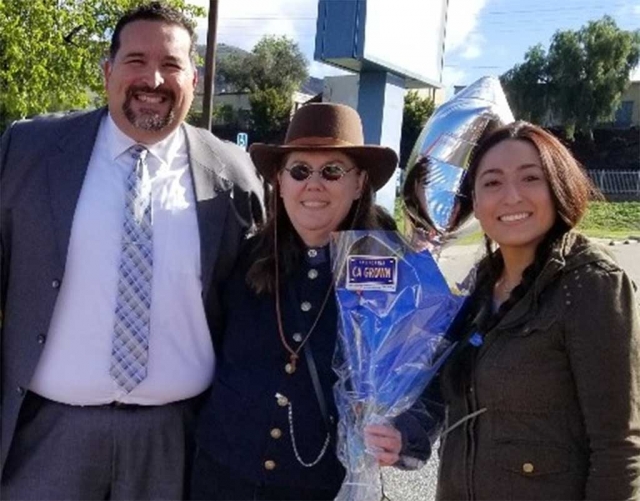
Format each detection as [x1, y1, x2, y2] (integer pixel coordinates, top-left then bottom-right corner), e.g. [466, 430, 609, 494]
[201, 0, 219, 131]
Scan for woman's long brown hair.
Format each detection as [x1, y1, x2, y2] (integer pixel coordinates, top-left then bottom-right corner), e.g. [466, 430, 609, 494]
[246, 159, 395, 295]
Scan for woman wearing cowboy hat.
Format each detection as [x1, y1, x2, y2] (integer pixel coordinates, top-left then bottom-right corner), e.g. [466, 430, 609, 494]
[190, 103, 434, 500]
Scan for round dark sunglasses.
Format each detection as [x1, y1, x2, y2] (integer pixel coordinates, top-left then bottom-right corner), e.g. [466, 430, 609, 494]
[284, 163, 355, 182]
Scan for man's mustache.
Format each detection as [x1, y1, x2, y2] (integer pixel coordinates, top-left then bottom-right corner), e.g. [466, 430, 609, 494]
[125, 85, 175, 102]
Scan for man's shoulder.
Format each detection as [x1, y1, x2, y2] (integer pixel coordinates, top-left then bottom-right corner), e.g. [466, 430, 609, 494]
[6, 108, 105, 140]
[183, 123, 263, 191]
[184, 123, 246, 160]
[1, 108, 105, 181]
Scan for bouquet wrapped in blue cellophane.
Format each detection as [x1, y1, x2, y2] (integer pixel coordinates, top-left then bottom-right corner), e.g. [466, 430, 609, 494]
[331, 230, 464, 501]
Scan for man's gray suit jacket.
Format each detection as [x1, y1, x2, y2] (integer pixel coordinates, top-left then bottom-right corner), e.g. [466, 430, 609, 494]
[0, 108, 264, 473]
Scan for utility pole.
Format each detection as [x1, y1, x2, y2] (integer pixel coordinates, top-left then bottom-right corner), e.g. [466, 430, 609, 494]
[201, 0, 219, 131]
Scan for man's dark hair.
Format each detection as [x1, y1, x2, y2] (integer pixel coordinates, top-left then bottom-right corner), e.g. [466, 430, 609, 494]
[109, 2, 197, 61]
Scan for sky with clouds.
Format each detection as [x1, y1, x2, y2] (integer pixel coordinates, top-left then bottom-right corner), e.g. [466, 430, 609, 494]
[191, 0, 640, 91]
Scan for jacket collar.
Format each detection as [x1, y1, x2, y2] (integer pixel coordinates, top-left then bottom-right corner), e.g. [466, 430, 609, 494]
[48, 108, 231, 299]
[48, 108, 106, 269]
[494, 231, 613, 330]
[182, 123, 233, 298]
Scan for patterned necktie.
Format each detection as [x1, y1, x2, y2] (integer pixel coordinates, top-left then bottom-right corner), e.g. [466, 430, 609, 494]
[111, 145, 153, 392]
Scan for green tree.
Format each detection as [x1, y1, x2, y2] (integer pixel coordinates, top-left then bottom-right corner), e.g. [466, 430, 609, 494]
[249, 36, 308, 94]
[548, 16, 640, 140]
[501, 44, 549, 124]
[216, 51, 253, 93]
[216, 35, 308, 140]
[502, 16, 640, 141]
[249, 88, 293, 142]
[216, 104, 237, 125]
[217, 35, 308, 95]
[400, 90, 435, 168]
[0, 0, 204, 131]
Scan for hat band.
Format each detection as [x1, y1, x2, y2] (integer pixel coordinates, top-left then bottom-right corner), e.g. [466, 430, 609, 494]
[286, 136, 362, 147]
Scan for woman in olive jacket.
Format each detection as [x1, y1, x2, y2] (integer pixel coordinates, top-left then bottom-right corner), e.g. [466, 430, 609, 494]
[436, 122, 640, 500]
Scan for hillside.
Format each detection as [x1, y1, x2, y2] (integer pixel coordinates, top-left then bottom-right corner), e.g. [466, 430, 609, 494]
[195, 43, 321, 97]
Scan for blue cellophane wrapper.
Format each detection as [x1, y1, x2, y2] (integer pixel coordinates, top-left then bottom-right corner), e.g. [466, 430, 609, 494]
[331, 231, 464, 501]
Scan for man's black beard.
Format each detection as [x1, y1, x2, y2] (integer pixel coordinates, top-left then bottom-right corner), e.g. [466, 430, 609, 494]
[123, 86, 176, 132]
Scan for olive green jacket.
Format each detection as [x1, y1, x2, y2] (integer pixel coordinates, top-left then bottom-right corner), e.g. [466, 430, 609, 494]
[437, 232, 640, 501]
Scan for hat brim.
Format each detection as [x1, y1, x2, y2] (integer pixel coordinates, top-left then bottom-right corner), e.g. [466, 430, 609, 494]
[249, 143, 398, 192]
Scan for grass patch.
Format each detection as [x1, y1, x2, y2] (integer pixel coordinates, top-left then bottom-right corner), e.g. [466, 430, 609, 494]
[577, 202, 640, 239]
[394, 200, 640, 242]
[454, 231, 483, 246]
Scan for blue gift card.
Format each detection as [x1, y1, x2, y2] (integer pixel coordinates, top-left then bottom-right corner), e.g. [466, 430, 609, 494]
[346, 255, 398, 292]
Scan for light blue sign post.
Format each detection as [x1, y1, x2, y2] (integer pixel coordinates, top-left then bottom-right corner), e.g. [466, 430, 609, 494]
[314, 0, 448, 212]
[237, 132, 248, 151]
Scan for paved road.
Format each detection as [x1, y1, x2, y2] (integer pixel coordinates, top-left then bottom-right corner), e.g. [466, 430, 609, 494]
[382, 238, 640, 501]
[437, 238, 640, 298]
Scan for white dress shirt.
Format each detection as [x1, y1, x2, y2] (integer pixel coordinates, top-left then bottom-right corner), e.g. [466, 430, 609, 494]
[30, 114, 215, 405]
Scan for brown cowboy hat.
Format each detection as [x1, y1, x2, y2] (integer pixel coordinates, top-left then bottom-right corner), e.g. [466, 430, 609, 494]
[249, 103, 398, 191]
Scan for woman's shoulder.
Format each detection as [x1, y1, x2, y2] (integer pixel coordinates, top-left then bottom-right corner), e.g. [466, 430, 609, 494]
[226, 235, 262, 277]
[240, 234, 261, 255]
[560, 231, 623, 275]
[555, 233, 637, 316]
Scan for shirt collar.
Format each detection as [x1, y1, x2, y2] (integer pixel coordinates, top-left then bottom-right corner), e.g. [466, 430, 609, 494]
[104, 113, 185, 166]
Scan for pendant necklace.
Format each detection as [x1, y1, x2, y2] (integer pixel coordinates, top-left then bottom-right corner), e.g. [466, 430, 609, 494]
[275, 254, 333, 374]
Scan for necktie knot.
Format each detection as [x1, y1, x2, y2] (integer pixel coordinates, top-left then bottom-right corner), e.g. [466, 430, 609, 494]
[130, 144, 148, 161]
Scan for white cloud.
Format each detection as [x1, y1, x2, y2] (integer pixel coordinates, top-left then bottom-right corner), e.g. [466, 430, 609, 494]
[444, 0, 489, 57]
[309, 60, 350, 79]
[442, 66, 467, 90]
[459, 33, 485, 60]
[192, 0, 478, 80]
[619, 1, 640, 18]
[192, 0, 317, 53]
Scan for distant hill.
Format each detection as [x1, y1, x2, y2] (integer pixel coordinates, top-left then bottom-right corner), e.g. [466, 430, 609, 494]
[195, 43, 249, 61]
[196, 43, 321, 97]
[300, 76, 323, 96]
[195, 44, 249, 94]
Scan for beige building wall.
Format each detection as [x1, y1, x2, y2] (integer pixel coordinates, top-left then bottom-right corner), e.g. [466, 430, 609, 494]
[213, 92, 252, 112]
[619, 80, 640, 126]
[415, 87, 446, 107]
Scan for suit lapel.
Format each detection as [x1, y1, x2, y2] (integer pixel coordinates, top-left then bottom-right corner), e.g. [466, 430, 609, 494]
[47, 114, 230, 298]
[183, 124, 232, 299]
[47, 108, 106, 269]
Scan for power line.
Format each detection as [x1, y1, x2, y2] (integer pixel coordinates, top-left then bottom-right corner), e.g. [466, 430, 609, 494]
[219, 16, 315, 21]
[483, 4, 630, 16]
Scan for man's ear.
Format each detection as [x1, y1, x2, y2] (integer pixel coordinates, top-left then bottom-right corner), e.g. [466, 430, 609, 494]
[191, 63, 198, 89]
[103, 59, 112, 91]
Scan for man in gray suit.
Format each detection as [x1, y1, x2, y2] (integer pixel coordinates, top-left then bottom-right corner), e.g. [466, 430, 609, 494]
[0, 2, 263, 499]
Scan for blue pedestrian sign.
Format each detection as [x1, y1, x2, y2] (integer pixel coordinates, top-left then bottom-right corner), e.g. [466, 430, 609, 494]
[237, 132, 248, 151]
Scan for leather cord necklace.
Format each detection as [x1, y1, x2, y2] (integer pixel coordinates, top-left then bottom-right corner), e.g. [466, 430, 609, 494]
[274, 249, 333, 374]
[273, 208, 334, 374]
[271, 181, 366, 374]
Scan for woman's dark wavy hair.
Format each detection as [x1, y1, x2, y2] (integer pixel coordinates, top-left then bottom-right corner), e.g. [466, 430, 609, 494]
[246, 158, 395, 295]
[447, 121, 601, 395]
[463, 121, 602, 317]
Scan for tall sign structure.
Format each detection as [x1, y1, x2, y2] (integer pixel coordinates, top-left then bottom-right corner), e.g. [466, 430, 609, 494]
[315, 0, 449, 211]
